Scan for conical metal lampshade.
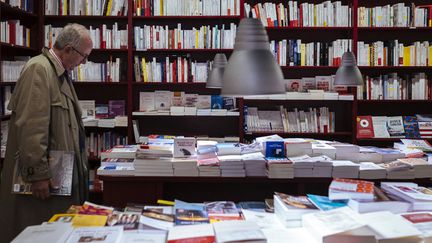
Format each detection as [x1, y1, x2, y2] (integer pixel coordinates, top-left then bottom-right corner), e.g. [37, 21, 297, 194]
[334, 51, 363, 86]
[221, 18, 285, 96]
[206, 53, 227, 89]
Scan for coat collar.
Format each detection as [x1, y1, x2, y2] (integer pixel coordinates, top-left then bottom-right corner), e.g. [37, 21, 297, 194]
[42, 47, 65, 77]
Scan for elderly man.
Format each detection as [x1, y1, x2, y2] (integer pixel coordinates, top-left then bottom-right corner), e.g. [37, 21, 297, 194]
[0, 23, 93, 242]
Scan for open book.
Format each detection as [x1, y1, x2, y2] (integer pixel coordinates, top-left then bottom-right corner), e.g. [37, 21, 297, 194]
[12, 150, 74, 196]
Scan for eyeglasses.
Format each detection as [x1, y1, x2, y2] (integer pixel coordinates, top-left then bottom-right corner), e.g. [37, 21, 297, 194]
[69, 45, 89, 62]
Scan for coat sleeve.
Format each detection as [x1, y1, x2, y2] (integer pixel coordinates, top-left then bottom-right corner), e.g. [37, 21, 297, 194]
[12, 62, 52, 182]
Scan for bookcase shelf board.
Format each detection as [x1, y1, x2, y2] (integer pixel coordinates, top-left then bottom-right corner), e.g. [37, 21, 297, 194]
[0, 2, 37, 19]
[1, 43, 39, 53]
[134, 49, 234, 53]
[244, 132, 352, 137]
[73, 82, 129, 85]
[1, 115, 11, 121]
[44, 15, 128, 21]
[0, 82, 16, 86]
[132, 16, 241, 20]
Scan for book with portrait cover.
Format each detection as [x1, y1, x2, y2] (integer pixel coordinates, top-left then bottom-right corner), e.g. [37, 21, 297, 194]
[12, 151, 74, 196]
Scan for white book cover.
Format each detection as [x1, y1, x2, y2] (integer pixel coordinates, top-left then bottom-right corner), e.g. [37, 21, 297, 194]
[372, 116, 390, 138]
[79, 100, 96, 119]
[386, 116, 405, 138]
[167, 223, 215, 243]
[12, 223, 73, 243]
[154, 91, 172, 111]
[66, 226, 123, 243]
[212, 220, 266, 243]
[173, 137, 196, 158]
[139, 92, 155, 111]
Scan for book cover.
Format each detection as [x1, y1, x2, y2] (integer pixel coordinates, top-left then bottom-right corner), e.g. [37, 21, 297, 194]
[106, 212, 140, 230]
[154, 91, 172, 111]
[386, 116, 405, 137]
[275, 192, 317, 209]
[65, 226, 123, 243]
[265, 141, 285, 158]
[171, 91, 185, 106]
[197, 95, 211, 109]
[95, 104, 109, 119]
[222, 97, 236, 110]
[307, 194, 348, 211]
[12, 151, 74, 196]
[356, 116, 374, 138]
[139, 92, 155, 111]
[49, 214, 108, 227]
[78, 100, 96, 119]
[284, 78, 302, 92]
[174, 200, 209, 225]
[211, 95, 223, 109]
[173, 137, 196, 158]
[108, 100, 125, 118]
[184, 93, 198, 107]
[403, 116, 421, 138]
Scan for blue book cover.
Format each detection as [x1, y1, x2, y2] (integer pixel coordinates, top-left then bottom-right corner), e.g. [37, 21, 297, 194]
[174, 200, 209, 225]
[307, 194, 348, 211]
[265, 141, 285, 158]
[211, 95, 223, 109]
[403, 116, 420, 138]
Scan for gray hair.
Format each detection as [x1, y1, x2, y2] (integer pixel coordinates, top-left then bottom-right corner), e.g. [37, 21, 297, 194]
[53, 23, 89, 49]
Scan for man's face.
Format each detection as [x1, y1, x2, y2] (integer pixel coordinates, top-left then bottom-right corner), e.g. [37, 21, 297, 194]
[64, 37, 93, 71]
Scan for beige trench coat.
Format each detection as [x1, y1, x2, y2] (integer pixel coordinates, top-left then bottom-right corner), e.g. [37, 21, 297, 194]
[0, 48, 88, 242]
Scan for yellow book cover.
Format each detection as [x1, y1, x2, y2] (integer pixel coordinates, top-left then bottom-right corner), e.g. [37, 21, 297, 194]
[141, 57, 148, 82]
[26, 29, 30, 47]
[160, 0, 164, 16]
[404, 46, 411, 66]
[428, 46, 432, 66]
[49, 214, 108, 227]
[195, 30, 199, 49]
[106, 0, 113, 16]
[300, 44, 306, 66]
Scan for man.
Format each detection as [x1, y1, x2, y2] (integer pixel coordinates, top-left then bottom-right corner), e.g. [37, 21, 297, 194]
[0, 23, 92, 242]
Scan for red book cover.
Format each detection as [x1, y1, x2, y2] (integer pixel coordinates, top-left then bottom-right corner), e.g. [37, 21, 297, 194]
[8, 21, 16, 45]
[356, 116, 374, 138]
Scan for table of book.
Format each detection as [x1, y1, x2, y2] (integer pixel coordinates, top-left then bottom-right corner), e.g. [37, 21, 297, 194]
[99, 176, 432, 208]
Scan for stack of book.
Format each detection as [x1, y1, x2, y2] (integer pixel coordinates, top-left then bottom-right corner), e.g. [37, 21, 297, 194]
[274, 192, 318, 228]
[311, 155, 333, 177]
[197, 152, 221, 177]
[241, 152, 267, 177]
[290, 155, 314, 177]
[97, 145, 138, 176]
[358, 162, 387, 179]
[218, 155, 245, 177]
[266, 157, 294, 178]
[134, 145, 174, 177]
[172, 157, 199, 177]
[331, 160, 360, 178]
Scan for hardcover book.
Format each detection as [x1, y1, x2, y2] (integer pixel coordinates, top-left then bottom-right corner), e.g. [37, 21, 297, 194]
[173, 137, 196, 158]
[12, 151, 74, 196]
[403, 116, 421, 138]
[356, 116, 374, 138]
[108, 100, 125, 118]
[95, 104, 109, 119]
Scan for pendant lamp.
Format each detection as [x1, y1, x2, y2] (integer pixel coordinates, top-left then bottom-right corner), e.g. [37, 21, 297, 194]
[334, 51, 363, 86]
[221, 18, 285, 95]
[206, 53, 228, 89]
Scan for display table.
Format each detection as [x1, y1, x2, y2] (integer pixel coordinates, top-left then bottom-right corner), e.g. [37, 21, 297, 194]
[99, 176, 432, 208]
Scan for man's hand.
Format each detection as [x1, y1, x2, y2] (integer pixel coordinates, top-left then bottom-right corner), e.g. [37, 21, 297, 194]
[31, 179, 51, 199]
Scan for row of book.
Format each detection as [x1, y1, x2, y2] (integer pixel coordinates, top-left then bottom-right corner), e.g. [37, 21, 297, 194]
[71, 58, 122, 82]
[134, 0, 241, 16]
[245, 106, 334, 134]
[357, 40, 432, 67]
[79, 100, 125, 119]
[86, 132, 127, 159]
[133, 24, 237, 50]
[133, 56, 208, 83]
[45, 24, 128, 50]
[356, 115, 432, 139]
[358, 3, 432, 27]
[0, 20, 31, 47]
[244, 1, 351, 27]
[138, 91, 235, 113]
[44, 0, 128, 16]
[1, 58, 29, 82]
[363, 73, 429, 100]
[2, 0, 34, 13]
[271, 39, 352, 67]
[13, 200, 269, 243]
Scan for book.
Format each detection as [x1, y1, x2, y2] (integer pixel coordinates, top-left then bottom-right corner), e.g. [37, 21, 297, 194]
[95, 104, 109, 119]
[307, 194, 348, 211]
[403, 116, 421, 138]
[174, 200, 209, 225]
[212, 220, 266, 243]
[12, 151, 74, 196]
[49, 214, 108, 227]
[12, 223, 73, 243]
[386, 116, 405, 138]
[205, 201, 243, 222]
[328, 178, 375, 201]
[173, 137, 196, 158]
[78, 100, 96, 119]
[356, 116, 374, 138]
[108, 100, 125, 118]
[167, 224, 215, 243]
[65, 226, 123, 243]
[106, 212, 140, 230]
